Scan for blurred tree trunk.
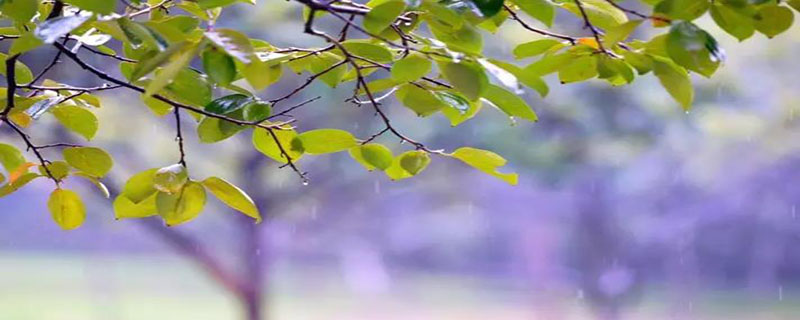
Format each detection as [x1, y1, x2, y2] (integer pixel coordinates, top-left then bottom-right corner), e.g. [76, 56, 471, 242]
[239, 152, 269, 320]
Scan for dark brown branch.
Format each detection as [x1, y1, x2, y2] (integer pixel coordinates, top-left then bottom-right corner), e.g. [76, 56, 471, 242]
[503, 4, 578, 45]
[574, 0, 612, 55]
[174, 108, 187, 168]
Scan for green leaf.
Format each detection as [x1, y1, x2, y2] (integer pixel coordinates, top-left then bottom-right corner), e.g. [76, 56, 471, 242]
[62, 0, 116, 14]
[561, 0, 628, 29]
[2, 0, 38, 23]
[395, 83, 446, 116]
[754, 5, 794, 38]
[653, 59, 694, 110]
[0, 173, 40, 198]
[710, 4, 755, 41]
[0, 143, 25, 173]
[429, 22, 483, 54]
[439, 61, 489, 101]
[164, 68, 213, 107]
[597, 56, 635, 86]
[197, 116, 247, 143]
[243, 101, 272, 122]
[10, 32, 43, 55]
[35, 13, 91, 44]
[243, 58, 283, 90]
[204, 29, 254, 63]
[513, 0, 555, 26]
[524, 52, 573, 76]
[666, 22, 723, 77]
[142, 96, 173, 116]
[117, 18, 167, 50]
[114, 193, 157, 219]
[341, 40, 394, 63]
[39, 161, 70, 180]
[513, 39, 564, 59]
[489, 59, 549, 97]
[654, 0, 710, 21]
[390, 53, 432, 82]
[482, 84, 538, 122]
[252, 128, 303, 163]
[349, 143, 393, 171]
[51, 105, 99, 141]
[558, 55, 598, 83]
[364, 0, 406, 34]
[202, 48, 237, 85]
[0, 52, 34, 84]
[145, 43, 200, 98]
[451, 147, 518, 185]
[468, 0, 504, 17]
[604, 20, 643, 45]
[201, 176, 261, 222]
[309, 52, 347, 87]
[62, 147, 113, 178]
[204, 94, 253, 115]
[197, 0, 238, 9]
[131, 41, 191, 81]
[293, 129, 358, 154]
[153, 164, 189, 194]
[156, 181, 206, 226]
[48, 188, 86, 230]
[439, 91, 483, 126]
[120, 168, 158, 203]
[398, 150, 430, 175]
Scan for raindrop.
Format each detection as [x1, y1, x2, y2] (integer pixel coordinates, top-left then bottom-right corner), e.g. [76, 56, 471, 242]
[577, 289, 584, 300]
[311, 204, 318, 219]
[255, 249, 261, 256]
[779, 285, 784, 301]
[792, 205, 797, 219]
[374, 180, 381, 194]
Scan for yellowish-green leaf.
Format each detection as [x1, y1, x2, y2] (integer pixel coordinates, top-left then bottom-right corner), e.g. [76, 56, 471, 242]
[653, 59, 694, 110]
[48, 188, 86, 230]
[114, 193, 158, 219]
[204, 28, 254, 63]
[252, 127, 303, 163]
[364, 0, 406, 34]
[62, 0, 116, 14]
[293, 129, 358, 154]
[395, 83, 446, 117]
[481, 84, 538, 122]
[145, 43, 200, 98]
[439, 61, 489, 101]
[156, 181, 206, 226]
[38, 161, 70, 181]
[51, 105, 99, 140]
[398, 150, 430, 176]
[63, 147, 113, 178]
[0, 143, 25, 173]
[349, 143, 393, 171]
[120, 168, 159, 203]
[153, 164, 189, 194]
[390, 52, 431, 82]
[202, 176, 261, 222]
[451, 147, 518, 185]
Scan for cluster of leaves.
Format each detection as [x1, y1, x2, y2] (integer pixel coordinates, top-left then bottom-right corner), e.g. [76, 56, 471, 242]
[0, 0, 795, 229]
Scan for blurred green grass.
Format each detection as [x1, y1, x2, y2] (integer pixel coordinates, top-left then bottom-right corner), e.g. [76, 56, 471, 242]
[1, 252, 798, 320]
